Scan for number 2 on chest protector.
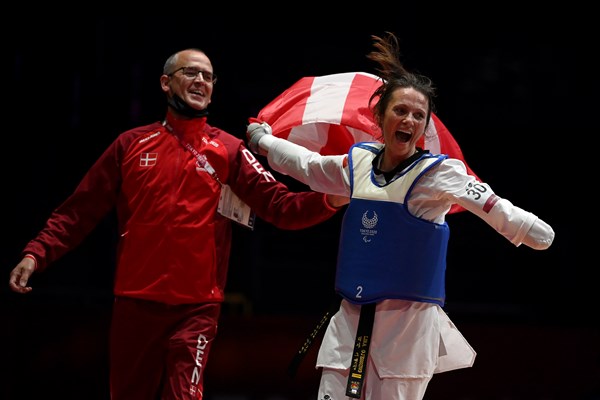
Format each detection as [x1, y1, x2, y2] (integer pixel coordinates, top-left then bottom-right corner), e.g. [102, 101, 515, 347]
[355, 286, 363, 299]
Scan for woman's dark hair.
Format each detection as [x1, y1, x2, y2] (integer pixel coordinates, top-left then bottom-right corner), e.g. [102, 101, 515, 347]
[368, 32, 436, 131]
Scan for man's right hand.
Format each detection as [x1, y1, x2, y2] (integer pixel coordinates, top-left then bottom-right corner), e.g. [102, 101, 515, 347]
[9, 256, 36, 294]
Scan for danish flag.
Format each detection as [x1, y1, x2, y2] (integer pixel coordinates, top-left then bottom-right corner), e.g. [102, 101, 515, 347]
[256, 72, 480, 214]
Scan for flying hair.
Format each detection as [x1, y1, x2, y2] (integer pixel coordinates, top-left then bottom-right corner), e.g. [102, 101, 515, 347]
[367, 31, 437, 129]
[367, 31, 408, 81]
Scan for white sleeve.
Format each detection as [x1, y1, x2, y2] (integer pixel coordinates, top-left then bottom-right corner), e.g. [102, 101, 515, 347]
[428, 159, 555, 250]
[260, 135, 350, 196]
[479, 198, 554, 249]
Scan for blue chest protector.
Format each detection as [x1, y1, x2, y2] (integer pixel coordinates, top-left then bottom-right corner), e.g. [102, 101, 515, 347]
[335, 142, 449, 306]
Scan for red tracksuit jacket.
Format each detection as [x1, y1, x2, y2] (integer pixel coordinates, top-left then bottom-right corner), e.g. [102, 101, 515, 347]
[23, 111, 338, 304]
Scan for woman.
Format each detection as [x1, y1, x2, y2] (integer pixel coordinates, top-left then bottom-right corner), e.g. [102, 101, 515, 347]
[247, 32, 555, 400]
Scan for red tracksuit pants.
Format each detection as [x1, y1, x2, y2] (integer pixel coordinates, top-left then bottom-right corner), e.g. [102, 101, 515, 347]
[109, 297, 220, 400]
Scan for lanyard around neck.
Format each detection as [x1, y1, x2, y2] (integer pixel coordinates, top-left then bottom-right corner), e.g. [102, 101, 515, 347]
[163, 121, 221, 185]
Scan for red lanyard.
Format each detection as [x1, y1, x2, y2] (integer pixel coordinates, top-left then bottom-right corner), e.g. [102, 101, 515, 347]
[164, 121, 221, 185]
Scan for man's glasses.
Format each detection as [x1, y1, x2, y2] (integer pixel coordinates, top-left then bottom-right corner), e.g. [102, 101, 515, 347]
[169, 67, 217, 84]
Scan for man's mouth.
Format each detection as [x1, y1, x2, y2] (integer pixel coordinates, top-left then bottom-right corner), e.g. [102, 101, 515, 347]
[395, 130, 412, 143]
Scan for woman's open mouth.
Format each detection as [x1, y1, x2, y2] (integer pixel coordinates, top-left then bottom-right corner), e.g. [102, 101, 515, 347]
[395, 130, 412, 143]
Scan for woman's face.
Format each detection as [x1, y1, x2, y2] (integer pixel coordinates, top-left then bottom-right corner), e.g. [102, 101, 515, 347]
[380, 87, 429, 164]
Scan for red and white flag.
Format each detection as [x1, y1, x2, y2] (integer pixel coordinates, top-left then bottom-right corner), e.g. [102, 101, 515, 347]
[256, 72, 479, 213]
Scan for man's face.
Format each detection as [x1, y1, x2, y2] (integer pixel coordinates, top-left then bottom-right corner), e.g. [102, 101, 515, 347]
[161, 50, 215, 111]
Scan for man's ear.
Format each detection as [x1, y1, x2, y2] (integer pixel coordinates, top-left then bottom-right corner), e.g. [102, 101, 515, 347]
[160, 75, 171, 93]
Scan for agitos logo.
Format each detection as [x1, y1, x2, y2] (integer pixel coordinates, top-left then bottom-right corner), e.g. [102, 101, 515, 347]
[360, 210, 378, 243]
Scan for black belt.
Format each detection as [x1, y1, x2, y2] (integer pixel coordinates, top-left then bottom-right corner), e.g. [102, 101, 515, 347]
[287, 298, 341, 378]
[346, 302, 376, 398]
[287, 299, 376, 400]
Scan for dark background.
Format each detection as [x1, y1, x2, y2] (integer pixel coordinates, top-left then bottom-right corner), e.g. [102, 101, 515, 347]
[2, 16, 593, 400]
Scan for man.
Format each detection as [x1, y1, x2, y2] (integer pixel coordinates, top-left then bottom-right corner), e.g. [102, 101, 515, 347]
[8, 48, 347, 400]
